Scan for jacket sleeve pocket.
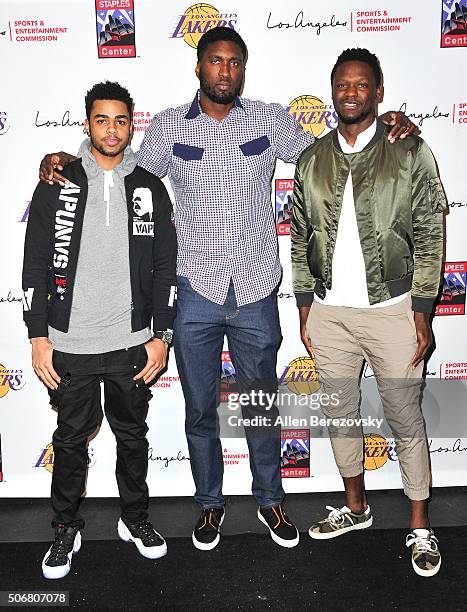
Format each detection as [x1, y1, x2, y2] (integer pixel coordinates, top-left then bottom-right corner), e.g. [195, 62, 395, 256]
[427, 177, 447, 213]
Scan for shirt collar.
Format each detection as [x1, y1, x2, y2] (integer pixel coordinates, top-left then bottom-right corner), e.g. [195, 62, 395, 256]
[337, 119, 377, 154]
[184, 90, 245, 119]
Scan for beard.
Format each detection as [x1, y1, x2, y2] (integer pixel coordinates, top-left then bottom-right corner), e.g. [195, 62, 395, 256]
[336, 107, 373, 125]
[199, 70, 242, 105]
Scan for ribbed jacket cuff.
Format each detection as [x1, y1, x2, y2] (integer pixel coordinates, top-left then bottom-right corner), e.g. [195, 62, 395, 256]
[295, 292, 314, 308]
[152, 312, 176, 332]
[411, 296, 435, 313]
[26, 317, 49, 339]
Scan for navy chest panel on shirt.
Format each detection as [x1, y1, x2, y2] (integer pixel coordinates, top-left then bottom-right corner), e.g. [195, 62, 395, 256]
[169, 130, 273, 192]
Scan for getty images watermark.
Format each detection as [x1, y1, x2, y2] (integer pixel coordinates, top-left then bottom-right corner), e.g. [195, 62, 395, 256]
[226, 390, 384, 429]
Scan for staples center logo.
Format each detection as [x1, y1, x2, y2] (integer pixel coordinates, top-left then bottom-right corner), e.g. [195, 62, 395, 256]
[0, 364, 25, 399]
[281, 429, 310, 478]
[286, 95, 337, 137]
[278, 356, 319, 395]
[275, 179, 294, 236]
[364, 433, 398, 470]
[220, 351, 238, 403]
[435, 261, 466, 316]
[95, 0, 136, 58]
[170, 4, 238, 48]
[441, 0, 467, 47]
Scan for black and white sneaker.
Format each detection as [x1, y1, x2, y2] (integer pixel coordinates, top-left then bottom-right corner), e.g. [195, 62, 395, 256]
[192, 507, 225, 551]
[42, 525, 81, 580]
[257, 505, 299, 548]
[406, 528, 441, 577]
[118, 518, 167, 559]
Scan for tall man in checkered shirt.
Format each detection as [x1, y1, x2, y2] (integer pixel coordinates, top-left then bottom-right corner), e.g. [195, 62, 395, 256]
[40, 28, 417, 551]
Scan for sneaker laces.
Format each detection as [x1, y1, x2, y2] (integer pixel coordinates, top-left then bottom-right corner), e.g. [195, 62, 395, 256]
[406, 530, 439, 553]
[47, 528, 76, 564]
[325, 506, 354, 527]
[199, 508, 222, 530]
[131, 520, 161, 545]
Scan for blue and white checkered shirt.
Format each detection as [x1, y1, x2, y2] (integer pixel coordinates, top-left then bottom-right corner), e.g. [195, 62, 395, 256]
[136, 92, 314, 306]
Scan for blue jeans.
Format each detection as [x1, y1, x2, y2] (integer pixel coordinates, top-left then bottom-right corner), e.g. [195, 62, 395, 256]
[174, 276, 284, 509]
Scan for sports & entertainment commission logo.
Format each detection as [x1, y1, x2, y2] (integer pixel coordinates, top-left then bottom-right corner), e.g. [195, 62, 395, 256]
[170, 4, 238, 48]
[286, 96, 337, 137]
[435, 261, 466, 316]
[95, 0, 136, 58]
[0, 364, 25, 399]
[364, 433, 397, 471]
[278, 356, 320, 395]
[275, 180, 293, 236]
[441, 0, 467, 47]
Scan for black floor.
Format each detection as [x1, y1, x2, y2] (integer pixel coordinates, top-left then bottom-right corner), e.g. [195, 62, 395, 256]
[1, 527, 466, 611]
[1, 488, 466, 542]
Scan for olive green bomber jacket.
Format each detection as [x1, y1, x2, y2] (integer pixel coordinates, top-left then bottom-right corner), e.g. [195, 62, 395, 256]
[291, 120, 446, 313]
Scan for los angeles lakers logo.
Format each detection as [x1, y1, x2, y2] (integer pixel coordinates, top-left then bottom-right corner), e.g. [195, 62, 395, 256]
[0, 363, 25, 399]
[278, 356, 319, 395]
[170, 4, 238, 48]
[34, 443, 95, 473]
[364, 433, 398, 471]
[286, 95, 338, 137]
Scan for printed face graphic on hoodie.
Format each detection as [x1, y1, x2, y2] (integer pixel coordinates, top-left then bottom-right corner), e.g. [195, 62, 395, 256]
[132, 187, 153, 221]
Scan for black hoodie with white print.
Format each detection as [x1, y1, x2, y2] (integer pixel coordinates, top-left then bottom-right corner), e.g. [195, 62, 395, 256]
[22, 140, 177, 352]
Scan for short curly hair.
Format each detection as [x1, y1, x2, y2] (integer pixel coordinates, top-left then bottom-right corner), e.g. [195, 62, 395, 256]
[197, 26, 247, 62]
[85, 81, 133, 120]
[331, 48, 382, 87]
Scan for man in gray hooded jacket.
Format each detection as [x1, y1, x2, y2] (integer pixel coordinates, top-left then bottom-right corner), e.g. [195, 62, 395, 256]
[22, 81, 177, 579]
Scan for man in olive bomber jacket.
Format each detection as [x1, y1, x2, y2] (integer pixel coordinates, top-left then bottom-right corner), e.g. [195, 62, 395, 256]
[291, 48, 446, 578]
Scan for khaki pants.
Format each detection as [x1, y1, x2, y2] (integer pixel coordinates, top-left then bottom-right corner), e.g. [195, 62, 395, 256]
[307, 295, 430, 501]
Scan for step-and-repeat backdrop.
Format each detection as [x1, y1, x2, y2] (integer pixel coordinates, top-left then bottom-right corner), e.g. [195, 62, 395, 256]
[1, 0, 466, 498]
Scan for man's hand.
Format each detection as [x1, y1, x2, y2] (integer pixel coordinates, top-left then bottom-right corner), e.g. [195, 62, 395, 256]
[379, 111, 421, 143]
[410, 312, 433, 368]
[134, 339, 168, 384]
[39, 152, 76, 186]
[299, 305, 314, 358]
[31, 337, 61, 390]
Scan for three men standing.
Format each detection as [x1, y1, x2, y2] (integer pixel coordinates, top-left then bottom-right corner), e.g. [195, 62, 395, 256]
[36, 28, 423, 572]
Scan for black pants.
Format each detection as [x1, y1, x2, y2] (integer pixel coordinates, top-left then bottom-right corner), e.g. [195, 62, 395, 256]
[49, 344, 152, 529]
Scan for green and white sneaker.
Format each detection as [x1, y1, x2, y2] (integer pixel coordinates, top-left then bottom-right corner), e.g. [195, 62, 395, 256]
[309, 505, 373, 539]
[406, 528, 441, 577]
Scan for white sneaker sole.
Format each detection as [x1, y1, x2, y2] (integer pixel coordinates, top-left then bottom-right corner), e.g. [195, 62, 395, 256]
[192, 512, 225, 551]
[42, 531, 81, 580]
[308, 515, 373, 540]
[257, 509, 300, 548]
[117, 519, 167, 559]
[411, 556, 442, 577]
